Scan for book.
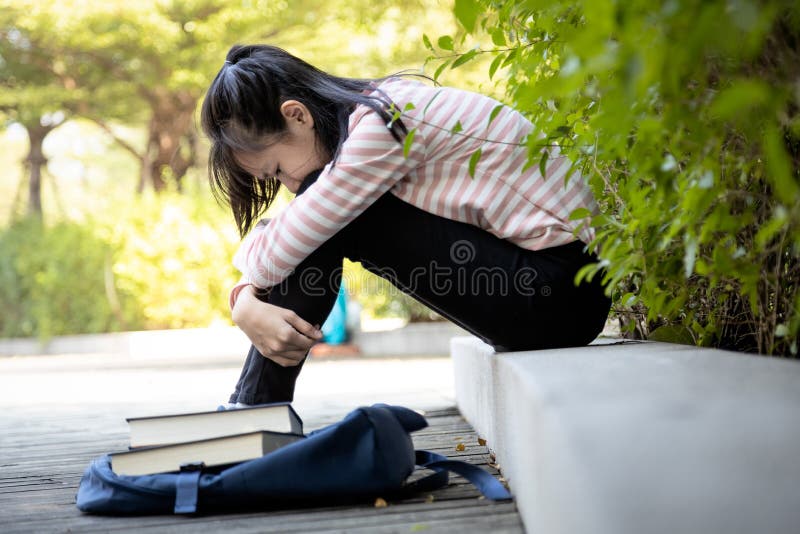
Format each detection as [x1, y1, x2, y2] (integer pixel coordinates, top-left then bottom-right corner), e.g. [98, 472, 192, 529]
[126, 402, 303, 448]
[111, 430, 305, 476]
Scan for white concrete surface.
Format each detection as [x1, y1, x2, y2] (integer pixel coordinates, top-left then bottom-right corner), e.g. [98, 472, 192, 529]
[452, 336, 800, 534]
[0, 351, 456, 441]
[351, 321, 469, 356]
[0, 322, 467, 358]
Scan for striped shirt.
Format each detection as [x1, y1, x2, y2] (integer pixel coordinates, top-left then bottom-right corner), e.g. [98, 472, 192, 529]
[231, 78, 598, 306]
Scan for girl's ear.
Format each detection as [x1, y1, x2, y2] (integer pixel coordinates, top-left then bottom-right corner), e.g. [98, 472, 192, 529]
[280, 100, 314, 130]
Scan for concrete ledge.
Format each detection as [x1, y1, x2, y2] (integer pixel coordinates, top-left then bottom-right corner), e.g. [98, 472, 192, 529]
[0, 322, 468, 358]
[452, 336, 800, 534]
[351, 322, 469, 356]
[0, 327, 252, 361]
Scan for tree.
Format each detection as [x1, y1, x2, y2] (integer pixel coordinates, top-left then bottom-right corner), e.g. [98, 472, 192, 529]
[0, 10, 78, 219]
[433, 0, 800, 355]
[2, 0, 436, 193]
[1, 1, 270, 192]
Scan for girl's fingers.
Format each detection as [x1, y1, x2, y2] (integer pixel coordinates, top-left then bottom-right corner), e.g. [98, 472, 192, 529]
[265, 354, 295, 367]
[272, 323, 316, 351]
[284, 312, 323, 341]
[287, 329, 316, 351]
[262, 349, 307, 367]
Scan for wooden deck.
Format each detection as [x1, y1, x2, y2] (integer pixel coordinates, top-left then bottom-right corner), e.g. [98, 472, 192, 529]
[0, 363, 523, 533]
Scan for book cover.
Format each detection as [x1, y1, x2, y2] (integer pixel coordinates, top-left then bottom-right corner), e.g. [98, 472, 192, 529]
[111, 430, 305, 476]
[126, 402, 303, 448]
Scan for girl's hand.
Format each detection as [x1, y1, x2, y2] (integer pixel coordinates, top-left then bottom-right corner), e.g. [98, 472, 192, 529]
[232, 286, 323, 367]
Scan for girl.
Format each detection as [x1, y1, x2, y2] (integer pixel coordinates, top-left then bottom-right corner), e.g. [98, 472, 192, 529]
[201, 45, 611, 406]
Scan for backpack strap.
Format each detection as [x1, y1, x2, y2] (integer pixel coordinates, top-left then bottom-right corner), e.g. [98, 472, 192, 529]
[174, 462, 204, 514]
[406, 450, 512, 501]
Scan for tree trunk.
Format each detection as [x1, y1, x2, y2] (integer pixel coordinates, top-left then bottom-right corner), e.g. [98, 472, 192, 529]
[145, 89, 198, 192]
[24, 121, 56, 219]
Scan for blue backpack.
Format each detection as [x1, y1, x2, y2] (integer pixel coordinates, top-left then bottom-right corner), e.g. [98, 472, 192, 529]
[76, 404, 511, 515]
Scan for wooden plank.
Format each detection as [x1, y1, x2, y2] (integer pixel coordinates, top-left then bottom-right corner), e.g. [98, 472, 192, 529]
[2, 498, 520, 533]
[0, 406, 520, 533]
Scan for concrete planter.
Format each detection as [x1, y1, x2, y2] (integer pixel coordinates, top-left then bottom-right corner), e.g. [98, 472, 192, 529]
[452, 336, 800, 534]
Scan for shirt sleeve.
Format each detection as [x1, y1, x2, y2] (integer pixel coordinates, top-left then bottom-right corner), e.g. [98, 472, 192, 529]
[231, 104, 426, 301]
[229, 276, 251, 310]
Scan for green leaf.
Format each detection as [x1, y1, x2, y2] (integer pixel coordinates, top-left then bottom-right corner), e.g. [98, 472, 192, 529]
[487, 104, 503, 128]
[554, 125, 571, 137]
[437, 35, 454, 51]
[403, 102, 416, 111]
[403, 128, 417, 158]
[468, 148, 482, 178]
[386, 105, 402, 128]
[422, 34, 434, 52]
[501, 47, 519, 67]
[575, 262, 598, 284]
[569, 207, 592, 221]
[488, 53, 505, 79]
[490, 28, 506, 47]
[763, 126, 799, 204]
[539, 150, 549, 178]
[451, 49, 479, 69]
[422, 91, 443, 116]
[648, 324, 695, 345]
[451, 120, 463, 134]
[454, 0, 482, 32]
[754, 207, 788, 247]
[710, 79, 770, 120]
[433, 59, 452, 82]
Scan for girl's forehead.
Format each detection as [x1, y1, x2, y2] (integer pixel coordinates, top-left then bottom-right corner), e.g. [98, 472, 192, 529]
[233, 148, 269, 172]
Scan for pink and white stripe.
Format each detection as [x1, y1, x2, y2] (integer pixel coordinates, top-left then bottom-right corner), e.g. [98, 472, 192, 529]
[231, 78, 598, 306]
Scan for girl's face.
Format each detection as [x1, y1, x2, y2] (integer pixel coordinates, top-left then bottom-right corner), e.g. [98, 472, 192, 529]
[234, 100, 328, 193]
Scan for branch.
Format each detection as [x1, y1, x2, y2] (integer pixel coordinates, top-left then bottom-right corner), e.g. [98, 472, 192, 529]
[89, 118, 143, 160]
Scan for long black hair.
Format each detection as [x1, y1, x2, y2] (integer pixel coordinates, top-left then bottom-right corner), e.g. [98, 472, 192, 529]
[201, 44, 407, 237]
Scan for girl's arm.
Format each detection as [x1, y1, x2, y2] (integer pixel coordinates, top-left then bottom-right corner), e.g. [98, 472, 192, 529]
[231, 106, 425, 300]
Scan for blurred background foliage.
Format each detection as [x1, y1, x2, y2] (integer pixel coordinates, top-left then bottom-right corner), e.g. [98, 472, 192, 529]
[0, 0, 475, 338]
[430, 0, 800, 356]
[2, 0, 798, 358]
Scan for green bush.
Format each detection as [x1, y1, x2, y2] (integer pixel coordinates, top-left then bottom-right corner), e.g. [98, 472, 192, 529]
[102, 188, 242, 331]
[0, 186, 243, 339]
[343, 259, 443, 322]
[0, 184, 440, 339]
[431, 0, 799, 355]
[0, 216, 143, 338]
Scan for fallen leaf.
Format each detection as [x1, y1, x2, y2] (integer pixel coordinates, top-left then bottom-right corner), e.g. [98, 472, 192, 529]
[455, 443, 466, 452]
[477, 438, 487, 446]
[374, 497, 388, 508]
[425, 494, 435, 504]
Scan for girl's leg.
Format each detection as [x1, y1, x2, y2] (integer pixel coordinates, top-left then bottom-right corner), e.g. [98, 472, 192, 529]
[347, 192, 611, 351]
[229, 172, 346, 405]
[228, 244, 344, 404]
[230, 172, 611, 404]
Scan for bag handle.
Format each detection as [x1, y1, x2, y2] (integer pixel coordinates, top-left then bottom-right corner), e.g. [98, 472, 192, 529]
[174, 462, 204, 514]
[171, 452, 510, 515]
[406, 450, 512, 501]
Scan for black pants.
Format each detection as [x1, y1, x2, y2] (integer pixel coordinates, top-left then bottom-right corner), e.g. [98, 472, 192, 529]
[230, 171, 611, 404]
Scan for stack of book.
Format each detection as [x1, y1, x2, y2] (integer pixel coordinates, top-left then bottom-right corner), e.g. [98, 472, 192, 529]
[110, 403, 305, 476]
